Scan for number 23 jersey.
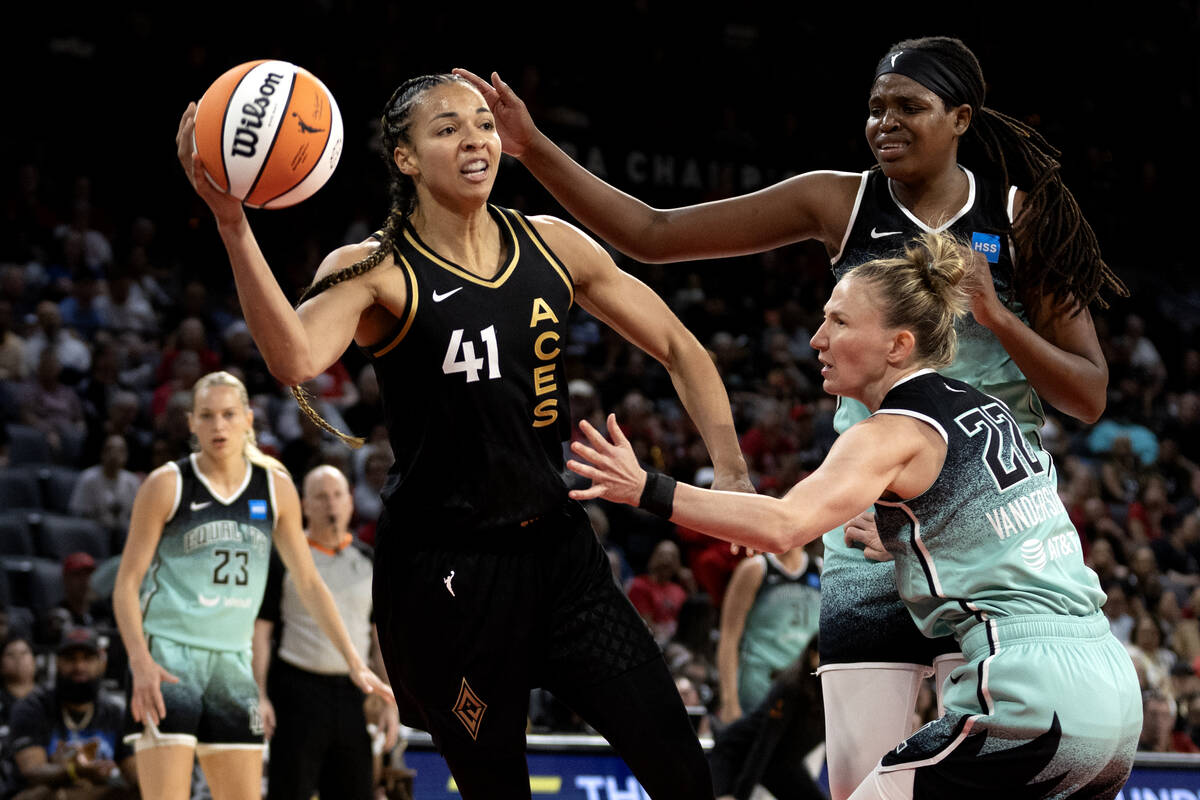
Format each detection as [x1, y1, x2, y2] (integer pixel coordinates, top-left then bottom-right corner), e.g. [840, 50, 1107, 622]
[366, 205, 574, 534]
[140, 454, 275, 651]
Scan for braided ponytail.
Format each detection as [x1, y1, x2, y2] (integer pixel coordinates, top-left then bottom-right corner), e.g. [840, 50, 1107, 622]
[287, 73, 470, 449]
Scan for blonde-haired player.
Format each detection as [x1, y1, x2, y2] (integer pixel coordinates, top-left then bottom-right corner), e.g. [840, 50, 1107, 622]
[113, 371, 392, 800]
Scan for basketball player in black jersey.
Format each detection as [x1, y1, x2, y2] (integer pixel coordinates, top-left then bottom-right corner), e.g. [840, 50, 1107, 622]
[176, 73, 750, 799]
[457, 35, 1126, 799]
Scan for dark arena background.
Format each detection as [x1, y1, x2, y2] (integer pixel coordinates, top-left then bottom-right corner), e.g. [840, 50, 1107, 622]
[2, 3, 1199, 799]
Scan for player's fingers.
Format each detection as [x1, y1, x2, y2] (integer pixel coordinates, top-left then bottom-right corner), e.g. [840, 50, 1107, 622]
[160, 668, 180, 684]
[569, 440, 603, 465]
[566, 459, 603, 481]
[576, 419, 612, 451]
[606, 413, 630, 447]
[569, 486, 606, 501]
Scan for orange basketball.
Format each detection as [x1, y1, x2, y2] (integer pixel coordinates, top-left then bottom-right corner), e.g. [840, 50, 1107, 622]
[193, 60, 343, 209]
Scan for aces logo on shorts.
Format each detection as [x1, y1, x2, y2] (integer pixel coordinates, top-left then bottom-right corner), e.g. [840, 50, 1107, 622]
[453, 678, 487, 740]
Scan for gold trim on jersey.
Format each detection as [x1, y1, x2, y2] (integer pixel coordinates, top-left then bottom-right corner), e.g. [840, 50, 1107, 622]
[510, 211, 574, 308]
[402, 205, 520, 288]
[372, 255, 420, 358]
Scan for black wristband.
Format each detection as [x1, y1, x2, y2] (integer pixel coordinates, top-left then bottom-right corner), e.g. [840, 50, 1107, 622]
[638, 471, 677, 518]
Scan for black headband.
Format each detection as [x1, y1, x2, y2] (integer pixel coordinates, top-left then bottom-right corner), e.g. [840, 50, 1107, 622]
[874, 49, 983, 111]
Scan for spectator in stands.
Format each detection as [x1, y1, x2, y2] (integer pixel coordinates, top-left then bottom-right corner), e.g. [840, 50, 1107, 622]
[0, 298, 26, 381]
[58, 272, 104, 342]
[51, 555, 112, 636]
[1, 635, 38, 721]
[22, 300, 90, 382]
[342, 364, 384, 443]
[1139, 688, 1175, 752]
[352, 443, 390, 536]
[0, 635, 39, 797]
[1129, 474, 1178, 544]
[154, 316, 220, 389]
[69, 435, 141, 538]
[17, 349, 85, 461]
[7, 626, 137, 799]
[628, 539, 696, 646]
[150, 348, 202, 422]
[94, 261, 157, 337]
[219, 320, 272, 399]
[1127, 614, 1178, 708]
[1103, 579, 1136, 643]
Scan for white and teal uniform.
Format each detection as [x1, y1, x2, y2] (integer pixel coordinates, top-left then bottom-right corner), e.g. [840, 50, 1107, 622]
[736, 553, 821, 713]
[869, 371, 1138, 799]
[819, 166, 1042, 667]
[131, 454, 277, 747]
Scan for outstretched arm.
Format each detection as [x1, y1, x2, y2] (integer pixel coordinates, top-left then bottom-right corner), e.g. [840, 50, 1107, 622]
[454, 69, 854, 263]
[176, 103, 383, 386]
[535, 216, 749, 489]
[569, 413, 931, 553]
[269, 471, 395, 705]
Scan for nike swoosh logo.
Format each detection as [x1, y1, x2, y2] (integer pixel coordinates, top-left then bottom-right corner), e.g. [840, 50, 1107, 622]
[432, 287, 463, 302]
[191, 501, 212, 511]
[197, 594, 220, 607]
[943, 382, 966, 393]
[870, 227, 902, 239]
[949, 674, 962, 684]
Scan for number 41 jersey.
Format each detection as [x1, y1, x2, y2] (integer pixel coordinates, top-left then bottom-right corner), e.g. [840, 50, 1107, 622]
[140, 454, 275, 651]
[872, 371, 1105, 643]
[366, 205, 575, 535]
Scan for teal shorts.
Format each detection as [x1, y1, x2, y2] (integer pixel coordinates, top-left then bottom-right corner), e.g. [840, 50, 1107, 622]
[879, 613, 1140, 799]
[125, 635, 264, 748]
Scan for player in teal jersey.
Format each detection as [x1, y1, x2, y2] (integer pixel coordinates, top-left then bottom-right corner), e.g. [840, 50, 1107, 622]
[457, 35, 1127, 799]
[717, 548, 820, 724]
[568, 232, 1140, 799]
[112, 371, 393, 800]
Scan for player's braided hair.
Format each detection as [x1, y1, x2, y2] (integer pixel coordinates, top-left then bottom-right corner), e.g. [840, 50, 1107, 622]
[885, 36, 1128, 317]
[288, 74, 469, 448]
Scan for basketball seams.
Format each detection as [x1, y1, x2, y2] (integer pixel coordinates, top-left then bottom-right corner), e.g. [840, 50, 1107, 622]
[195, 59, 264, 192]
[243, 67, 299, 209]
[260, 73, 341, 209]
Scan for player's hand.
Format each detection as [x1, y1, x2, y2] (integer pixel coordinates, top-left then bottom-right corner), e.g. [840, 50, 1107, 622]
[844, 510, 891, 561]
[567, 415, 648, 507]
[380, 701, 401, 751]
[717, 699, 743, 725]
[176, 102, 246, 228]
[258, 693, 277, 740]
[960, 247, 1006, 330]
[129, 655, 179, 727]
[351, 668, 397, 706]
[452, 68, 537, 157]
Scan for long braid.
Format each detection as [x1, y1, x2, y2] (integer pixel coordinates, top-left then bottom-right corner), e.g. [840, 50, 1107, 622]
[287, 73, 470, 448]
[887, 37, 1129, 318]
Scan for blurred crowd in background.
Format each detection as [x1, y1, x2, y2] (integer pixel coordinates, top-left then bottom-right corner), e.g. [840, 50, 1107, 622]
[1, 4, 1199, 798]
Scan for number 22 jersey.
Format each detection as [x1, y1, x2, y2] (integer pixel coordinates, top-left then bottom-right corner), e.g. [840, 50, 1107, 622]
[872, 371, 1104, 642]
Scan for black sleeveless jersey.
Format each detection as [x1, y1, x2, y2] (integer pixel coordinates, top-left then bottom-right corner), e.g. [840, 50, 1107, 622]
[832, 166, 1015, 293]
[364, 205, 575, 535]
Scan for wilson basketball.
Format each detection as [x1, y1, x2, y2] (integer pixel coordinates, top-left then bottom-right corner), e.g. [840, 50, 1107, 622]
[193, 60, 343, 209]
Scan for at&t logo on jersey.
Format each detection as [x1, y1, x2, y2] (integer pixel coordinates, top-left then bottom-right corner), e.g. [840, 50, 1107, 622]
[1019, 532, 1080, 573]
[971, 232, 1001, 264]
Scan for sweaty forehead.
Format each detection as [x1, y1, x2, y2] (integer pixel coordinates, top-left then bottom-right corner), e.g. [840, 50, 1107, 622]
[417, 82, 487, 118]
